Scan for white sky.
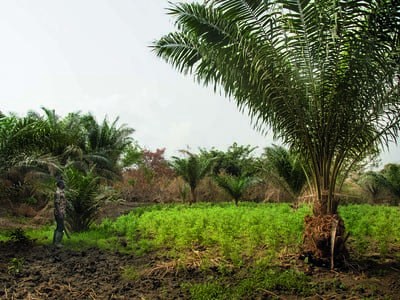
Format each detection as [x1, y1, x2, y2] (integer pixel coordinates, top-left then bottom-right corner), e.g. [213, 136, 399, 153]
[0, 0, 398, 165]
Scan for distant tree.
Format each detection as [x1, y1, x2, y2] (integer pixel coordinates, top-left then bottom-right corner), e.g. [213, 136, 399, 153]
[200, 143, 257, 177]
[214, 174, 255, 205]
[140, 148, 174, 177]
[261, 145, 307, 202]
[83, 115, 134, 179]
[118, 148, 175, 203]
[381, 164, 400, 205]
[170, 151, 213, 204]
[120, 142, 143, 169]
[357, 171, 389, 203]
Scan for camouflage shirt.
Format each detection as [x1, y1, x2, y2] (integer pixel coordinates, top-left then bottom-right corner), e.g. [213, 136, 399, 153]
[54, 188, 66, 218]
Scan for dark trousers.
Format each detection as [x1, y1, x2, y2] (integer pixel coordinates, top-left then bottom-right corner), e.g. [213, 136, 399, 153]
[55, 214, 65, 232]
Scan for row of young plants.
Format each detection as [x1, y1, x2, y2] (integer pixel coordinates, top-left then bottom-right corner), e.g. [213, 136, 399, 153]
[5, 203, 398, 261]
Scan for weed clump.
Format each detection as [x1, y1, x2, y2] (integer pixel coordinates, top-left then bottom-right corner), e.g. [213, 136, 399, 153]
[183, 267, 315, 299]
[9, 228, 32, 247]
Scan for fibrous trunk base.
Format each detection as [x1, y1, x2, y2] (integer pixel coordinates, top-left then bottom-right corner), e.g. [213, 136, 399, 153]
[302, 214, 349, 268]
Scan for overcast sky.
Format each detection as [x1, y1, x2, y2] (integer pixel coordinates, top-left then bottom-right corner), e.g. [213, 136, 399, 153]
[0, 0, 398, 165]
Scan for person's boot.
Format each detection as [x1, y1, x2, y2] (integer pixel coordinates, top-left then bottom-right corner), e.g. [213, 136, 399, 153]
[54, 231, 64, 248]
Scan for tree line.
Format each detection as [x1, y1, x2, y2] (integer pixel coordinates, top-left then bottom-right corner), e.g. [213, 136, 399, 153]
[1, 109, 399, 234]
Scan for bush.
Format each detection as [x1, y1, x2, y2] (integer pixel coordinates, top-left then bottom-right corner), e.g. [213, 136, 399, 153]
[116, 148, 175, 203]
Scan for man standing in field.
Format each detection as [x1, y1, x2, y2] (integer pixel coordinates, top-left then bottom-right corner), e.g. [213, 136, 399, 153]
[53, 179, 67, 247]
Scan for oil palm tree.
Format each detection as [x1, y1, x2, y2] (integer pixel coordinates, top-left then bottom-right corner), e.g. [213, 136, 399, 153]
[38, 110, 134, 179]
[0, 109, 135, 208]
[262, 145, 307, 202]
[170, 151, 213, 204]
[83, 115, 134, 180]
[153, 0, 400, 264]
[0, 112, 59, 205]
[63, 166, 101, 232]
[0, 113, 46, 171]
[214, 174, 255, 205]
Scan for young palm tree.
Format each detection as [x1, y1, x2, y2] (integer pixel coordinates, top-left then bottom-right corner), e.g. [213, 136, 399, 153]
[153, 0, 400, 264]
[63, 166, 101, 232]
[262, 145, 307, 202]
[170, 152, 213, 204]
[214, 174, 254, 205]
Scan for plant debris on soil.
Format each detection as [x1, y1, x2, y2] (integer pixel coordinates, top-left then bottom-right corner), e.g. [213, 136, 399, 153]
[1, 239, 399, 299]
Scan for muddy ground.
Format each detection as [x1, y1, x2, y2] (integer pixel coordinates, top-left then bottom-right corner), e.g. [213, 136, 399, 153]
[1, 241, 187, 299]
[1, 239, 399, 299]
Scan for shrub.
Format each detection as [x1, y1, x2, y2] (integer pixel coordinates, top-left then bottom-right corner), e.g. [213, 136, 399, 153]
[116, 148, 175, 203]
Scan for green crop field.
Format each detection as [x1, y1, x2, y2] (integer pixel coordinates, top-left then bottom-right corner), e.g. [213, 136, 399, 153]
[9, 203, 399, 262]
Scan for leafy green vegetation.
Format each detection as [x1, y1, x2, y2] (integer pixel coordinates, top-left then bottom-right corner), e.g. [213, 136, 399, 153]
[14, 203, 399, 261]
[340, 205, 400, 256]
[184, 267, 314, 300]
[131, 203, 306, 263]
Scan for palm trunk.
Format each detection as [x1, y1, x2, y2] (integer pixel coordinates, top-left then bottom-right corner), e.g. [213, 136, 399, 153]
[190, 187, 197, 205]
[302, 212, 349, 268]
[302, 160, 348, 268]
